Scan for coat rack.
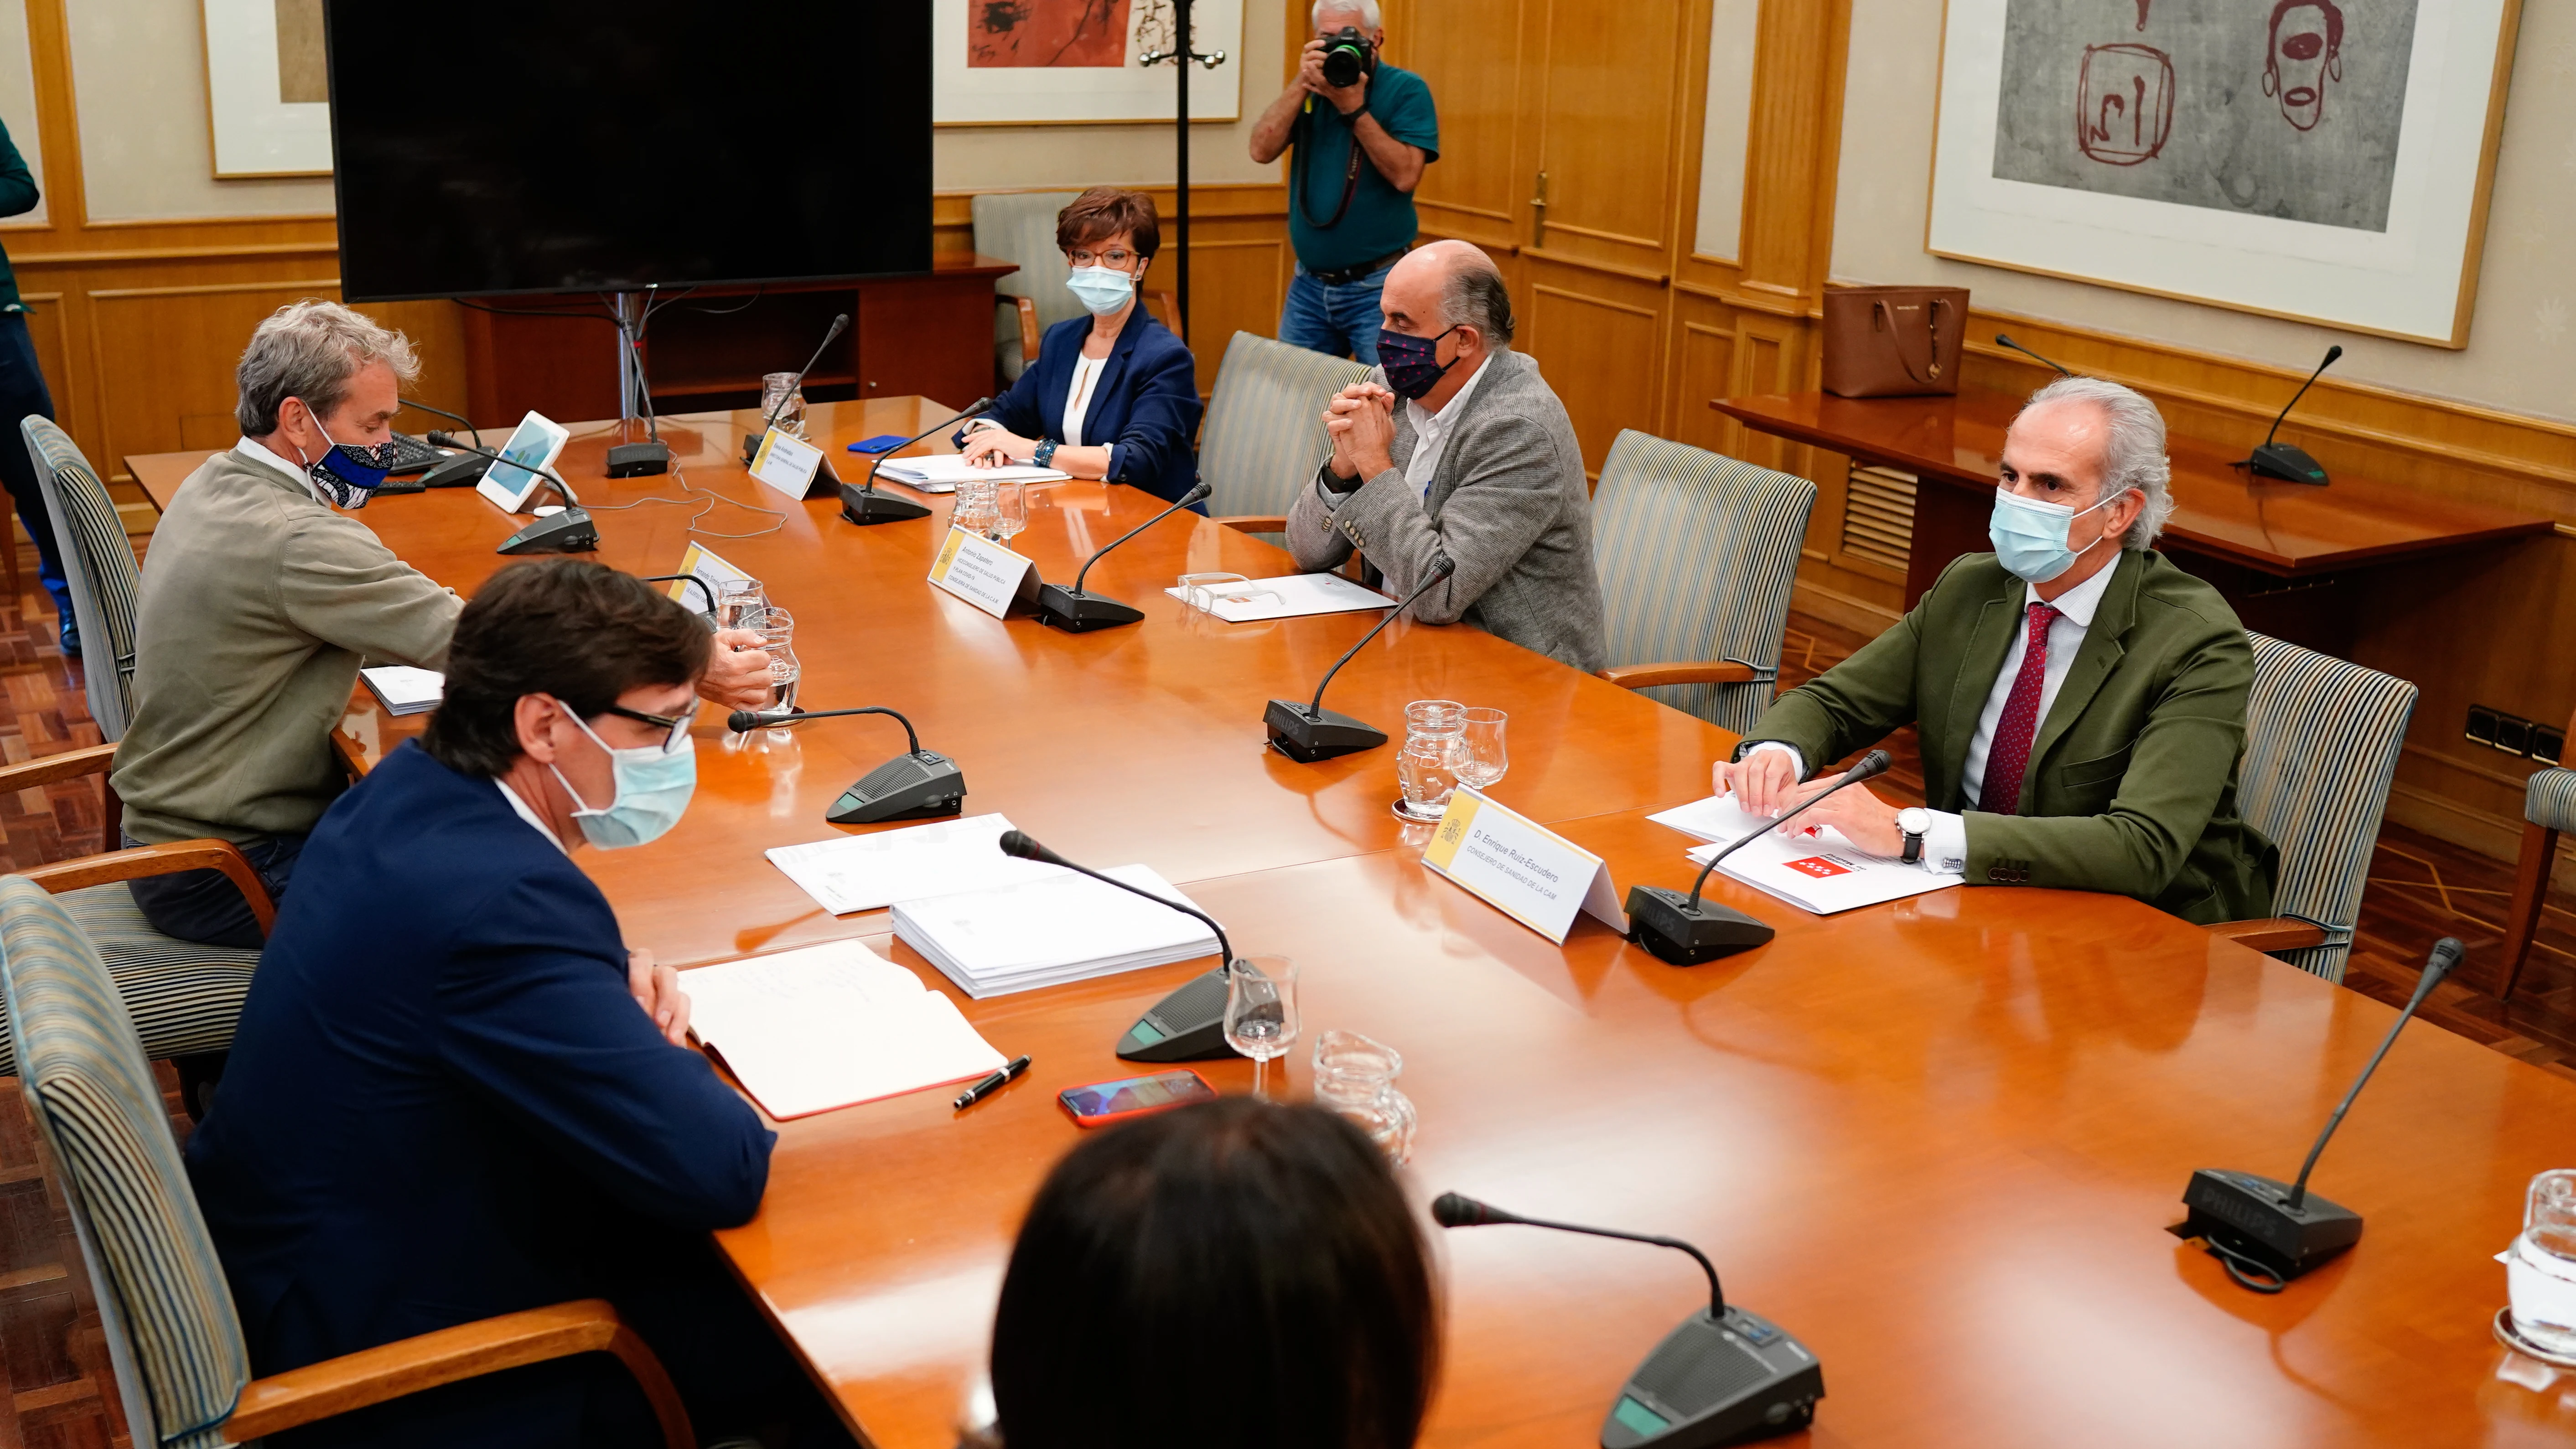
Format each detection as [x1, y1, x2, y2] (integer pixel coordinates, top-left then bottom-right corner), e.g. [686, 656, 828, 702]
[1140, 0, 1227, 340]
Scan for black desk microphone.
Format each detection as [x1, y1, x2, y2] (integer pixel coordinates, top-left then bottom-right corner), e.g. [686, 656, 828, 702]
[399, 399, 486, 487]
[2240, 345, 2342, 485]
[424, 432, 596, 554]
[1035, 481, 1211, 632]
[2180, 937, 2462, 1291]
[1263, 556, 1456, 762]
[742, 312, 849, 466]
[842, 397, 994, 526]
[1432, 1193, 1823, 1447]
[998, 830, 1241, 1062]
[1625, 750, 1891, 965]
[727, 704, 964, 824]
[1994, 333, 2073, 378]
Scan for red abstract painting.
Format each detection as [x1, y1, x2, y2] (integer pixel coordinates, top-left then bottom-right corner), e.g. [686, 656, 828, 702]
[969, 0, 1134, 67]
[2075, 42, 2174, 166]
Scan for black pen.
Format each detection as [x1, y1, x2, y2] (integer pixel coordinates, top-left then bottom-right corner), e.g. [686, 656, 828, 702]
[954, 1055, 1032, 1112]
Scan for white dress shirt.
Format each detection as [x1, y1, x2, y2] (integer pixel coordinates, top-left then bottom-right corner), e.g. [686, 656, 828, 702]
[495, 780, 569, 854]
[234, 435, 332, 506]
[1401, 354, 1494, 501]
[1062, 353, 1108, 448]
[1748, 552, 2126, 874]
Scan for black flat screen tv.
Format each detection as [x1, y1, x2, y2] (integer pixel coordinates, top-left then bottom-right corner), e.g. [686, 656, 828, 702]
[324, 0, 929, 302]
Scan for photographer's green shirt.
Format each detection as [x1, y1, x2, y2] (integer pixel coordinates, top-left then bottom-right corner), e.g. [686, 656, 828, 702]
[1287, 62, 1439, 274]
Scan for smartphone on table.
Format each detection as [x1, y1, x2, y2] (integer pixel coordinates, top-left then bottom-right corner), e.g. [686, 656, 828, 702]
[1057, 1069, 1217, 1129]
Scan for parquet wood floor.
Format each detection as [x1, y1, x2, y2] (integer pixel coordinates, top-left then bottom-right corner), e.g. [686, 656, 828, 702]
[0, 576, 2562, 1449]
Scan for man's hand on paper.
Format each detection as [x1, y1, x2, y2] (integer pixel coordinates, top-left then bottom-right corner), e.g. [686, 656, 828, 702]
[1790, 780, 1904, 858]
[628, 947, 693, 1047]
[1711, 748, 1807, 818]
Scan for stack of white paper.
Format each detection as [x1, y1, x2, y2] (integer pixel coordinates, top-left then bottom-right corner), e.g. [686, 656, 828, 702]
[892, 865, 1219, 999]
[875, 453, 1069, 494]
[1162, 572, 1396, 622]
[360, 666, 443, 715]
[1652, 795, 1964, 915]
[684, 939, 1006, 1119]
[765, 814, 1060, 916]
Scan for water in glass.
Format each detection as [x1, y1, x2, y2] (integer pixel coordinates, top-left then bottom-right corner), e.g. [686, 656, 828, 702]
[1394, 699, 1467, 822]
[1223, 956, 1300, 1098]
[953, 476, 1000, 538]
[1312, 1028, 1417, 1164]
[2510, 1169, 2576, 1356]
[713, 579, 768, 632]
[760, 372, 809, 438]
[992, 480, 1027, 543]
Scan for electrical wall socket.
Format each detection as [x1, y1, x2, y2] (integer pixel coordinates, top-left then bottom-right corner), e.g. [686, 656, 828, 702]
[2468, 704, 2564, 764]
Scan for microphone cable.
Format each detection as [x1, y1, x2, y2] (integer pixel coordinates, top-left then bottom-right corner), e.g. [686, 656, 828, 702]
[2194, 1232, 2286, 1294]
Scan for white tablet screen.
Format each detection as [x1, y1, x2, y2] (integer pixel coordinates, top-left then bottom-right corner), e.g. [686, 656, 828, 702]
[477, 411, 570, 512]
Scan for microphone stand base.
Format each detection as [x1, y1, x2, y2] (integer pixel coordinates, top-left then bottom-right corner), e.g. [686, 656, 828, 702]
[419, 454, 489, 489]
[606, 441, 671, 476]
[826, 751, 967, 825]
[1035, 585, 1144, 632]
[1114, 965, 1239, 1061]
[1602, 1305, 1823, 1449]
[1264, 700, 1386, 762]
[839, 484, 934, 526]
[2177, 1169, 2361, 1283]
[1624, 886, 1775, 965]
[497, 507, 600, 555]
[2244, 442, 2330, 485]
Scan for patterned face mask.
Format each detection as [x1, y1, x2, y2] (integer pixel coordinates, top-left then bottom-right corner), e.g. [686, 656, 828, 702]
[1376, 325, 1460, 401]
[291, 398, 399, 508]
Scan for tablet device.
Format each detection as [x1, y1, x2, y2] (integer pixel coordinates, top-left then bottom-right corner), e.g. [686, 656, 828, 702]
[476, 410, 571, 513]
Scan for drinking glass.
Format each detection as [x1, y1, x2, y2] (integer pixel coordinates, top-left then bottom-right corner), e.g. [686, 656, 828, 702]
[1459, 706, 1509, 789]
[713, 578, 768, 632]
[1312, 1029, 1417, 1165]
[952, 476, 1000, 538]
[2509, 1169, 2576, 1357]
[759, 371, 809, 438]
[991, 479, 1027, 544]
[758, 609, 799, 714]
[1223, 956, 1300, 1099]
[1394, 699, 1467, 823]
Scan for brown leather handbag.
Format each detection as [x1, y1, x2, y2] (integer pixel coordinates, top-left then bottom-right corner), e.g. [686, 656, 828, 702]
[1820, 285, 1968, 398]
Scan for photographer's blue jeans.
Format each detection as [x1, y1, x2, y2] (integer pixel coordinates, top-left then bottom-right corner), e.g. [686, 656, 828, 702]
[1278, 262, 1394, 365]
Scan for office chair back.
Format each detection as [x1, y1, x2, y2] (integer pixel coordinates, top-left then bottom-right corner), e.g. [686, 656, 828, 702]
[2237, 633, 2417, 982]
[0, 875, 249, 1448]
[1198, 331, 1374, 530]
[22, 418, 141, 740]
[1591, 430, 1816, 732]
[974, 190, 1085, 383]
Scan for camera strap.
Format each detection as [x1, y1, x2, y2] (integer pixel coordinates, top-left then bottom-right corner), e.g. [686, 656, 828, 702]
[1292, 100, 1365, 231]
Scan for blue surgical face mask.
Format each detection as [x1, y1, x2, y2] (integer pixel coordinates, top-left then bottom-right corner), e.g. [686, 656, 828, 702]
[1988, 486, 2121, 583]
[550, 712, 696, 849]
[1065, 265, 1136, 317]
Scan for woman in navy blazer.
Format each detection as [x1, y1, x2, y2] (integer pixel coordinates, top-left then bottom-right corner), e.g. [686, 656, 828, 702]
[958, 187, 1202, 504]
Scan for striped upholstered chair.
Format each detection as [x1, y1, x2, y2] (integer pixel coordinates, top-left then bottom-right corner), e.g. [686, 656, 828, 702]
[24, 417, 142, 740]
[0, 875, 695, 1447]
[973, 190, 1181, 381]
[1200, 331, 1374, 541]
[2209, 634, 2418, 983]
[1588, 430, 1816, 733]
[2499, 705, 2576, 1000]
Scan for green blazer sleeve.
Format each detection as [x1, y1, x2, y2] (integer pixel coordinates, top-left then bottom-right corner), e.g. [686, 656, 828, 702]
[1735, 554, 1982, 774]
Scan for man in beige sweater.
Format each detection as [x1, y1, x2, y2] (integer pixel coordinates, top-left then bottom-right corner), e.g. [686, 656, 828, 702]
[110, 300, 769, 948]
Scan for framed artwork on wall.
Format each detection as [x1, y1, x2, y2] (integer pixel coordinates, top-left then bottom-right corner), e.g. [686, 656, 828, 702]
[1927, 0, 2524, 347]
[934, 0, 1242, 124]
[202, 0, 334, 176]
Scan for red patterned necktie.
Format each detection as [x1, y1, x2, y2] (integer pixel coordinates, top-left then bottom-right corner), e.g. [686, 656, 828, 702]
[1978, 602, 2062, 816]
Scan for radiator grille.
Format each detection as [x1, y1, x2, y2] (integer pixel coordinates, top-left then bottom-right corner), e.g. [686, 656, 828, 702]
[1840, 462, 1918, 574]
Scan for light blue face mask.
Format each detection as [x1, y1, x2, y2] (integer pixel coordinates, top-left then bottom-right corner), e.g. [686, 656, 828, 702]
[550, 712, 696, 849]
[1988, 486, 2121, 583]
[1065, 264, 1136, 317]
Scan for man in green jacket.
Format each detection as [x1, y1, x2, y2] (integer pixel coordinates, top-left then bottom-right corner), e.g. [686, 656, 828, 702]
[1717, 375, 2276, 924]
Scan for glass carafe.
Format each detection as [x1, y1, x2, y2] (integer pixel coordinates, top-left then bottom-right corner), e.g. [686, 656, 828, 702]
[1311, 1028, 1416, 1166]
[2508, 1169, 2576, 1358]
[1394, 699, 1468, 822]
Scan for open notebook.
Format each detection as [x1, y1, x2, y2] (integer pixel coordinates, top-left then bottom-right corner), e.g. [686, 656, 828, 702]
[684, 939, 1005, 1120]
[1651, 795, 1964, 916]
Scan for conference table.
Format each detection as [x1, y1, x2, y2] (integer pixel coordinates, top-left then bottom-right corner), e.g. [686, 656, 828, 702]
[128, 405, 2576, 1447]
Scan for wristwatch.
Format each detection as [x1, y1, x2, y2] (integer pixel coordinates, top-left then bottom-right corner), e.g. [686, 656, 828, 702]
[1032, 439, 1059, 469]
[1896, 807, 1930, 865]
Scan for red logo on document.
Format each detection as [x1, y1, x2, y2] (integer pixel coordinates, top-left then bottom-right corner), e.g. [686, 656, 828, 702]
[1784, 855, 1853, 879]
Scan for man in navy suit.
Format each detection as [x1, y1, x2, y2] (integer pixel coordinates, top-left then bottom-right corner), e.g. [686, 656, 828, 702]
[956, 186, 1202, 504]
[185, 560, 851, 1448]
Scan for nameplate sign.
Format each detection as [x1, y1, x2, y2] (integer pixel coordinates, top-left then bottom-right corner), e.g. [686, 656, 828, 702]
[927, 528, 1036, 620]
[667, 543, 752, 618]
[749, 428, 827, 498]
[1419, 787, 1626, 944]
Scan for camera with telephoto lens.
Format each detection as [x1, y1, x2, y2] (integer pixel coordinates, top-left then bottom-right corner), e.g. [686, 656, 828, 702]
[1319, 26, 1375, 88]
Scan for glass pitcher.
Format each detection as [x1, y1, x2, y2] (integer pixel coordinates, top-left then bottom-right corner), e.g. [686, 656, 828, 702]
[2508, 1169, 2576, 1358]
[1394, 699, 1468, 823]
[1311, 1028, 1417, 1166]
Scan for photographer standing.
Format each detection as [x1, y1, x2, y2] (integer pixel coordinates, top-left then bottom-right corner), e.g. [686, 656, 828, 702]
[1249, 0, 1438, 363]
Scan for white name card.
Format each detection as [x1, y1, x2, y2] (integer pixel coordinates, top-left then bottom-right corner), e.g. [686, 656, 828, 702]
[749, 428, 826, 498]
[1420, 787, 1626, 944]
[927, 527, 1036, 620]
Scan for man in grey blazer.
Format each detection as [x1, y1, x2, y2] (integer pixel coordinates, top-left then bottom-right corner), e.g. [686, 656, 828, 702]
[1285, 241, 1607, 670]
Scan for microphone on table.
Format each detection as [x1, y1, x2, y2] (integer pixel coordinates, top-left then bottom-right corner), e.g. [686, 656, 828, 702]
[1994, 333, 2073, 378]
[998, 830, 1244, 1063]
[727, 704, 965, 824]
[2180, 937, 2463, 1291]
[1035, 481, 1211, 632]
[398, 400, 490, 488]
[841, 395, 995, 526]
[636, 572, 719, 624]
[1625, 750, 1892, 966]
[2239, 345, 2342, 485]
[1431, 1192, 1824, 1447]
[1263, 555, 1457, 763]
[742, 312, 850, 466]
[424, 432, 597, 555]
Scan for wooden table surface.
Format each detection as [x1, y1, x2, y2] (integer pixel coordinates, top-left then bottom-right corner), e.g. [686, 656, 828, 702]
[126, 403, 2576, 1447]
[1711, 389, 2554, 578]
